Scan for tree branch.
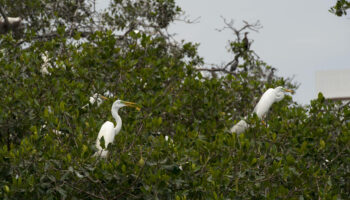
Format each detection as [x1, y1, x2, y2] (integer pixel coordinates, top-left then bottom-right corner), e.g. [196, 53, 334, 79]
[216, 17, 262, 41]
[0, 3, 9, 25]
[196, 66, 237, 76]
[112, 158, 147, 200]
[69, 183, 107, 200]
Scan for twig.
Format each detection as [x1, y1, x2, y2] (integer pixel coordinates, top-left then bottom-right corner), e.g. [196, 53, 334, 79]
[112, 158, 147, 199]
[340, 100, 350, 109]
[16, 30, 92, 47]
[329, 148, 346, 164]
[196, 67, 237, 76]
[174, 15, 201, 24]
[116, 25, 136, 41]
[198, 154, 212, 174]
[123, 122, 144, 152]
[69, 183, 107, 200]
[0, 3, 8, 25]
[216, 17, 262, 40]
[68, 0, 83, 37]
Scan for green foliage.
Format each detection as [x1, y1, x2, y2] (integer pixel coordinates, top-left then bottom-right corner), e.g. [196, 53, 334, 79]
[0, 1, 349, 199]
[330, 0, 350, 16]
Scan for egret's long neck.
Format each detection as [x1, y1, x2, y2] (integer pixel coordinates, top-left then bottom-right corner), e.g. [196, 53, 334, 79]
[112, 108, 122, 135]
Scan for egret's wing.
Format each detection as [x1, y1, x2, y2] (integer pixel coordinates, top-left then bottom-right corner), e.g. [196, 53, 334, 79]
[96, 121, 115, 151]
[89, 96, 97, 104]
[89, 93, 100, 104]
[82, 94, 98, 109]
[93, 149, 108, 158]
[253, 88, 275, 118]
[104, 90, 114, 98]
[230, 119, 248, 134]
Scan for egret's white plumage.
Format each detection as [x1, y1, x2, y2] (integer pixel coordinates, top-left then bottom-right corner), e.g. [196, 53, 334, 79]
[94, 99, 139, 158]
[253, 86, 290, 118]
[0, 17, 21, 30]
[230, 86, 293, 134]
[89, 93, 105, 107]
[95, 121, 116, 157]
[40, 51, 67, 75]
[230, 119, 248, 134]
[82, 91, 114, 109]
[5, 17, 22, 24]
[40, 52, 51, 75]
[82, 93, 109, 109]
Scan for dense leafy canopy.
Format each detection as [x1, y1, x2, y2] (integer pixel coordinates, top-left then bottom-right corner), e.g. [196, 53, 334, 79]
[0, 0, 349, 199]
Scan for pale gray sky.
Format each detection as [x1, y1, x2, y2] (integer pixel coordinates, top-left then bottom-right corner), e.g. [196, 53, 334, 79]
[98, 0, 350, 104]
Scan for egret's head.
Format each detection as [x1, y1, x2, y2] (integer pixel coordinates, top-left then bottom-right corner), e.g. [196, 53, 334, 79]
[112, 100, 140, 110]
[274, 86, 294, 101]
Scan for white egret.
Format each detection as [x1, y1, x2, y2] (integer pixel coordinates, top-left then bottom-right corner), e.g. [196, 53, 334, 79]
[40, 52, 51, 75]
[0, 17, 21, 33]
[103, 90, 114, 98]
[230, 86, 293, 134]
[7, 17, 21, 24]
[89, 93, 108, 107]
[94, 100, 140, 157]
[81, 93, 109, 109]
[253, 86, 293, 119]
[40, 51, 68, 75]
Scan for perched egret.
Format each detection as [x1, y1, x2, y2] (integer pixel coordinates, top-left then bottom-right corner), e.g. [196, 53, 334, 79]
[0, 17, 22, 33]
[94, 100, 140, 157]
[230, 86, 293, 134]
[253, 86, 293, 119]
[40, 52, 51, 75]
[82, 93, 109, 108]
[2, 17, 22, 25]
[40, 51, 67, 75]
[89, 93, 108, 106]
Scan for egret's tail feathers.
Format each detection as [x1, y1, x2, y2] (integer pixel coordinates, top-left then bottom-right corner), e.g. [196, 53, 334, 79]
[230, 119, 248, 135]
[93, 150, 108, 158]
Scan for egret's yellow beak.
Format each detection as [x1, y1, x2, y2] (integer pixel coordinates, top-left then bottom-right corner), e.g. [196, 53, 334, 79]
[122, 101, 141, 111]
[283, 88, 294, 94]
[99, 95, 108, 100]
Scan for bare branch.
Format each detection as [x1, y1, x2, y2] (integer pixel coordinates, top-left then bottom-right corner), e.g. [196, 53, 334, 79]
[0, 3, 8, 25]
[196, 66, 237, 76]
[174, 15, 201, 24]
[69, 183, 107, 200]
[241, 20, 262, 32]
[16, 30, 92, 47]
[112, 157, 147, 200]
[216, 16, 262, 40]
[205, 17, 264, 75]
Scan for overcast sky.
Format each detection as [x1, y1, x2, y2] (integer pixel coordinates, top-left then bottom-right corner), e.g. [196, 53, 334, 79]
[98, 0, 350, 104]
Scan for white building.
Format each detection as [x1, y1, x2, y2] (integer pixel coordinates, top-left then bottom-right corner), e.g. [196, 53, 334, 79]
[315, 69, 350, 101]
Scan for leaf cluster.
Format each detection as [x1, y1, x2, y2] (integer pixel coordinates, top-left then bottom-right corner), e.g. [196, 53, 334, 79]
[330, 0, 350, 16]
